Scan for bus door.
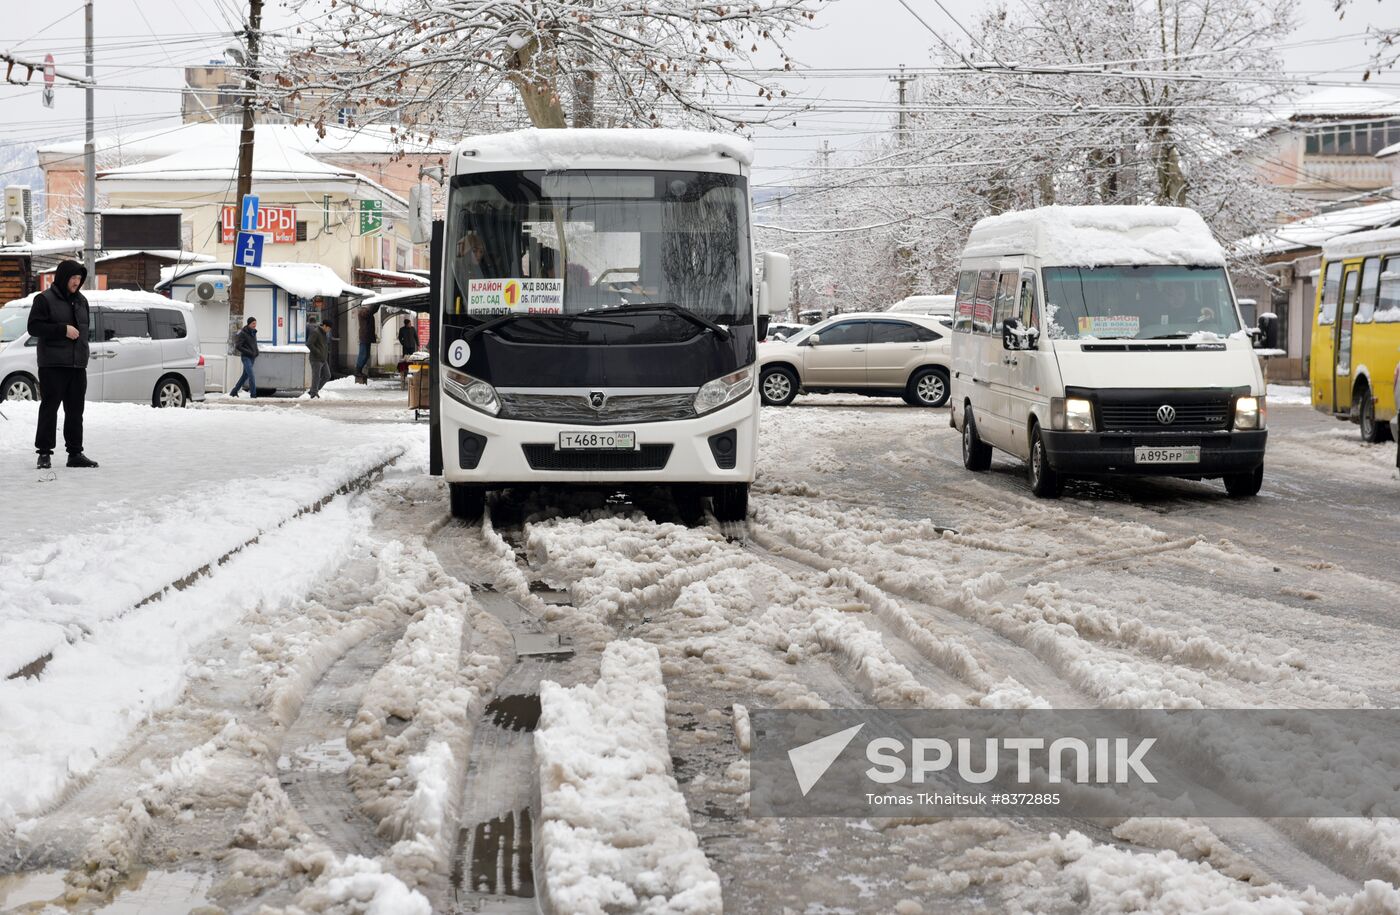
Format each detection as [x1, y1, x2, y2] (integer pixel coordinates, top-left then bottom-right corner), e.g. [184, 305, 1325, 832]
[1333, 264, 1362, 414]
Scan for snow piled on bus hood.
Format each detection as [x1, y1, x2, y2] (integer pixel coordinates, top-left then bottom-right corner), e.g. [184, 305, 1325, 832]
[964, 206, 1227, 268]
[456, 128, 754, 168]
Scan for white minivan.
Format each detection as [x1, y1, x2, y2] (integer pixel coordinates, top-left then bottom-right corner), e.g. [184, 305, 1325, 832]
[950, 206, 1268, 498]
[0, 290, 207, 407]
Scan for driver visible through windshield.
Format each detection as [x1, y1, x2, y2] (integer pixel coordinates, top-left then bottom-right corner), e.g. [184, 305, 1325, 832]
[1042, 265, 1242, 340]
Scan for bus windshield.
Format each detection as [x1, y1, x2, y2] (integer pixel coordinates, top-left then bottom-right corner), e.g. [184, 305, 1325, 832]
[446, 170, 751, 332]
[1042, 265, 1241, 340]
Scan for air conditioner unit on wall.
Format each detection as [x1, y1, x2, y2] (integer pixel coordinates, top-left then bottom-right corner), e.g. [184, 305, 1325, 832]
[3, 186, 32, 245]
[191, 273, 231, 304]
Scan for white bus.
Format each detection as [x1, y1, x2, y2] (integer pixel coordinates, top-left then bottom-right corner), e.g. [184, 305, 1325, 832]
[434, 129, 788, 521]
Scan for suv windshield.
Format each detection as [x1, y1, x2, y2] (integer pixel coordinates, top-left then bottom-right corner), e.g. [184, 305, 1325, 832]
[1042, 266, 1241, 340]
[0, 304, 31, 343]
[446, 169, 751, 337]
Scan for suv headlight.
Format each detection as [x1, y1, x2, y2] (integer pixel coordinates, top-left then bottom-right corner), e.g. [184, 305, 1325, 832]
[443, 368, 500, 416]
[694, 365, 755, 415]
[1051, 396, 1094, 432]
[1235, 395, 1264, 430]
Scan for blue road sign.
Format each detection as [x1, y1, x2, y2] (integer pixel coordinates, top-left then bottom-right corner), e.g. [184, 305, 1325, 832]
[235, 231, 265, 269]
[240, 195, 260, 232]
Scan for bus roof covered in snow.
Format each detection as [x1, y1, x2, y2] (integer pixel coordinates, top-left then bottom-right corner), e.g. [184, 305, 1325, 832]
[451, 128, 755, 172]
[1321, 225, 1400, 261]
[962, 205, 1227, 268]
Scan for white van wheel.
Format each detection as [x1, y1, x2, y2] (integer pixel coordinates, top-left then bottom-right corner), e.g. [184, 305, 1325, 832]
[1028, 425, 1062, 498]
[962, 408, 992, 471]
[154, 377, 189, 408]
[3, 374, 38, 402]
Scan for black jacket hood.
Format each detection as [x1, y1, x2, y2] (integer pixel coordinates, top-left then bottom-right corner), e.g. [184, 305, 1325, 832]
[53, 260, 88, 298]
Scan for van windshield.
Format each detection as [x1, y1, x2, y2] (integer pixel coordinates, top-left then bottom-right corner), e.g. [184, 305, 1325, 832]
[1042, 266, 1241, 340]
[0, 304, 30, 343]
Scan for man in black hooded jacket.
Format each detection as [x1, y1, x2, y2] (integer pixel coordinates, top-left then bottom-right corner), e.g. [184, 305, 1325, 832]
[27, 260, 98, 470]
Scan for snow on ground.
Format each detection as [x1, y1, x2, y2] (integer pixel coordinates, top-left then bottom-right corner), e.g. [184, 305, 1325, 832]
[0, 401, 419, 827]
[1268, 383, 1312, 406]
[0, 401, 416, 678]
[536, 639, 722, 915]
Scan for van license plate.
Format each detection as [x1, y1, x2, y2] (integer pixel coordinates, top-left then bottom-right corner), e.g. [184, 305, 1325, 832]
[559, 431, 636, 451]
[1134, 446, 1200, 464]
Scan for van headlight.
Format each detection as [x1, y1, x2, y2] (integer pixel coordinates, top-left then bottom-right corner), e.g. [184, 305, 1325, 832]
[1235, 395, 1264, 430]
[443, 368, 500, 416]
[1051, 396, 1095, 432]
[694, 365, 755, 415]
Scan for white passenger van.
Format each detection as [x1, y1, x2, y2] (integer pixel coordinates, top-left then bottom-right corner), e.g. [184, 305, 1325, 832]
[950, 206, 1268, 498]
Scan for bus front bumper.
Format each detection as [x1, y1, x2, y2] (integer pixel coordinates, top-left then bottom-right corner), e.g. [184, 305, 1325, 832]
[440, 394, 758, 486]
[1040, 429, 1267, 477]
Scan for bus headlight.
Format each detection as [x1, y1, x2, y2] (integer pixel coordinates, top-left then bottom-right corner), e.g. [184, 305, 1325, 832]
[1235, 395, 1264, 430]
[694, 365, 755, 415]
[1051, 397, 1095, 432]
[444, 368, 500, 416]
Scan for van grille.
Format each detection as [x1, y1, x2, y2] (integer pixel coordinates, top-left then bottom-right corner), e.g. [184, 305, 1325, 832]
[1098, 399, 1232, 432]
[521, 444, 673, 471]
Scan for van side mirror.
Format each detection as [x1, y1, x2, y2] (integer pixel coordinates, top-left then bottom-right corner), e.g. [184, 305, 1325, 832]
[1002, 317, 1023, 350]
[760, 252, 792, 318]
[1255, 313, 1280, 350]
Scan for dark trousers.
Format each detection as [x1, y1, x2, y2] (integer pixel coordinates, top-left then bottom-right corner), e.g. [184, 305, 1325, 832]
[35, 366, 87, 456]
[309, 360, 331, 396]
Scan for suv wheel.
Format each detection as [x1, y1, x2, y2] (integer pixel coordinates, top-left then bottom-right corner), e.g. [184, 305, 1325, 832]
[760, 366, 798, 406]
[153, 376, 189, 408]
[2, 374, 38, 402]
[905, 367, 949, 407]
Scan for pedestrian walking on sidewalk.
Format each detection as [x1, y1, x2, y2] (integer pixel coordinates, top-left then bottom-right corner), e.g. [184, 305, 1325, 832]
[397, 317, 418, 382]
[230, 317, 260, 398]
[307, 320, 333, 397]
[354, 306, 377, 383]
[28, 259, 98, 469]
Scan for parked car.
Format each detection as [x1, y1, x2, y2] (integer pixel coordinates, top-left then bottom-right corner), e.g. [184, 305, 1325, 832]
[0, 290, 206, 408]
[758, 312, 951, 407]
[764, 321, 805, 341]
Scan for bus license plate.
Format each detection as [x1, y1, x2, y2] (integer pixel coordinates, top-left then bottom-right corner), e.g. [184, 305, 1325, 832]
[1134, 446, 1200, 464]
[559, 431, 636, 451]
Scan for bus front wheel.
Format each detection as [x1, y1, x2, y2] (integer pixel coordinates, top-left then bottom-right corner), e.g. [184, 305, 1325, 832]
[713, 483, 749, 523]
[449, 483, 486, 521]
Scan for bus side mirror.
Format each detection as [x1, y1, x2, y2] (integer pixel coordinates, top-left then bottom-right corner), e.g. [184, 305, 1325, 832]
[758, 314, 772, 340]
[760, 252, 791, 318]
[1256, 313, 1280, 350]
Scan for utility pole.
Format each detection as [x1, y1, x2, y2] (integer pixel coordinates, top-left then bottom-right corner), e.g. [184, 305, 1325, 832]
[228, 0, 263, 318]
[888, 65, 913, 147]
[83, 0, 95, 282]
[820, 140, 831, 169]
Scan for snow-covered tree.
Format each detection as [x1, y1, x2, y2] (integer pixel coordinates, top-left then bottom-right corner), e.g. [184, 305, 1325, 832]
[279, 0, 824, 133]
[764, 0, 1305, 299]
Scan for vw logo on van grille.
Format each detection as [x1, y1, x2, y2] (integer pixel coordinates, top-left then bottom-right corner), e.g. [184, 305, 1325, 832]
[588, 391, 607, 411]
[1156, 404, 1177, 425]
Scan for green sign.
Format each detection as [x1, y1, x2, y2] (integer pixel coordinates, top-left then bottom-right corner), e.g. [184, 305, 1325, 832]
[359, 199, 383, 235]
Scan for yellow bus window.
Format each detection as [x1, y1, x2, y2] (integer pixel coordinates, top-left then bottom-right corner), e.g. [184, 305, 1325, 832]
[1319, 261, 1341, 325]
[1357, 258, 1381, 323]
[1380, 258, 1400, 323]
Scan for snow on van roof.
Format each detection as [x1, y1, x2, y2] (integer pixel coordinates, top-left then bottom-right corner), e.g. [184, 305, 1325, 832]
[455, 128, 754, 168]
[2, 290, 189, 312]
[963, 206, 1227, 268]
[1321, 225, 1400, 261]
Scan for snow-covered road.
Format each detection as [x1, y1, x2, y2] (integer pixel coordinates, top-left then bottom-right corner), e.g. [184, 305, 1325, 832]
[2, 395, 1399, 913]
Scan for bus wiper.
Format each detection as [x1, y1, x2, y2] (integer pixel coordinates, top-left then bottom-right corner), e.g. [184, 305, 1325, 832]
[578, 301, 732, 340]
[462, 311, 634, 342]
